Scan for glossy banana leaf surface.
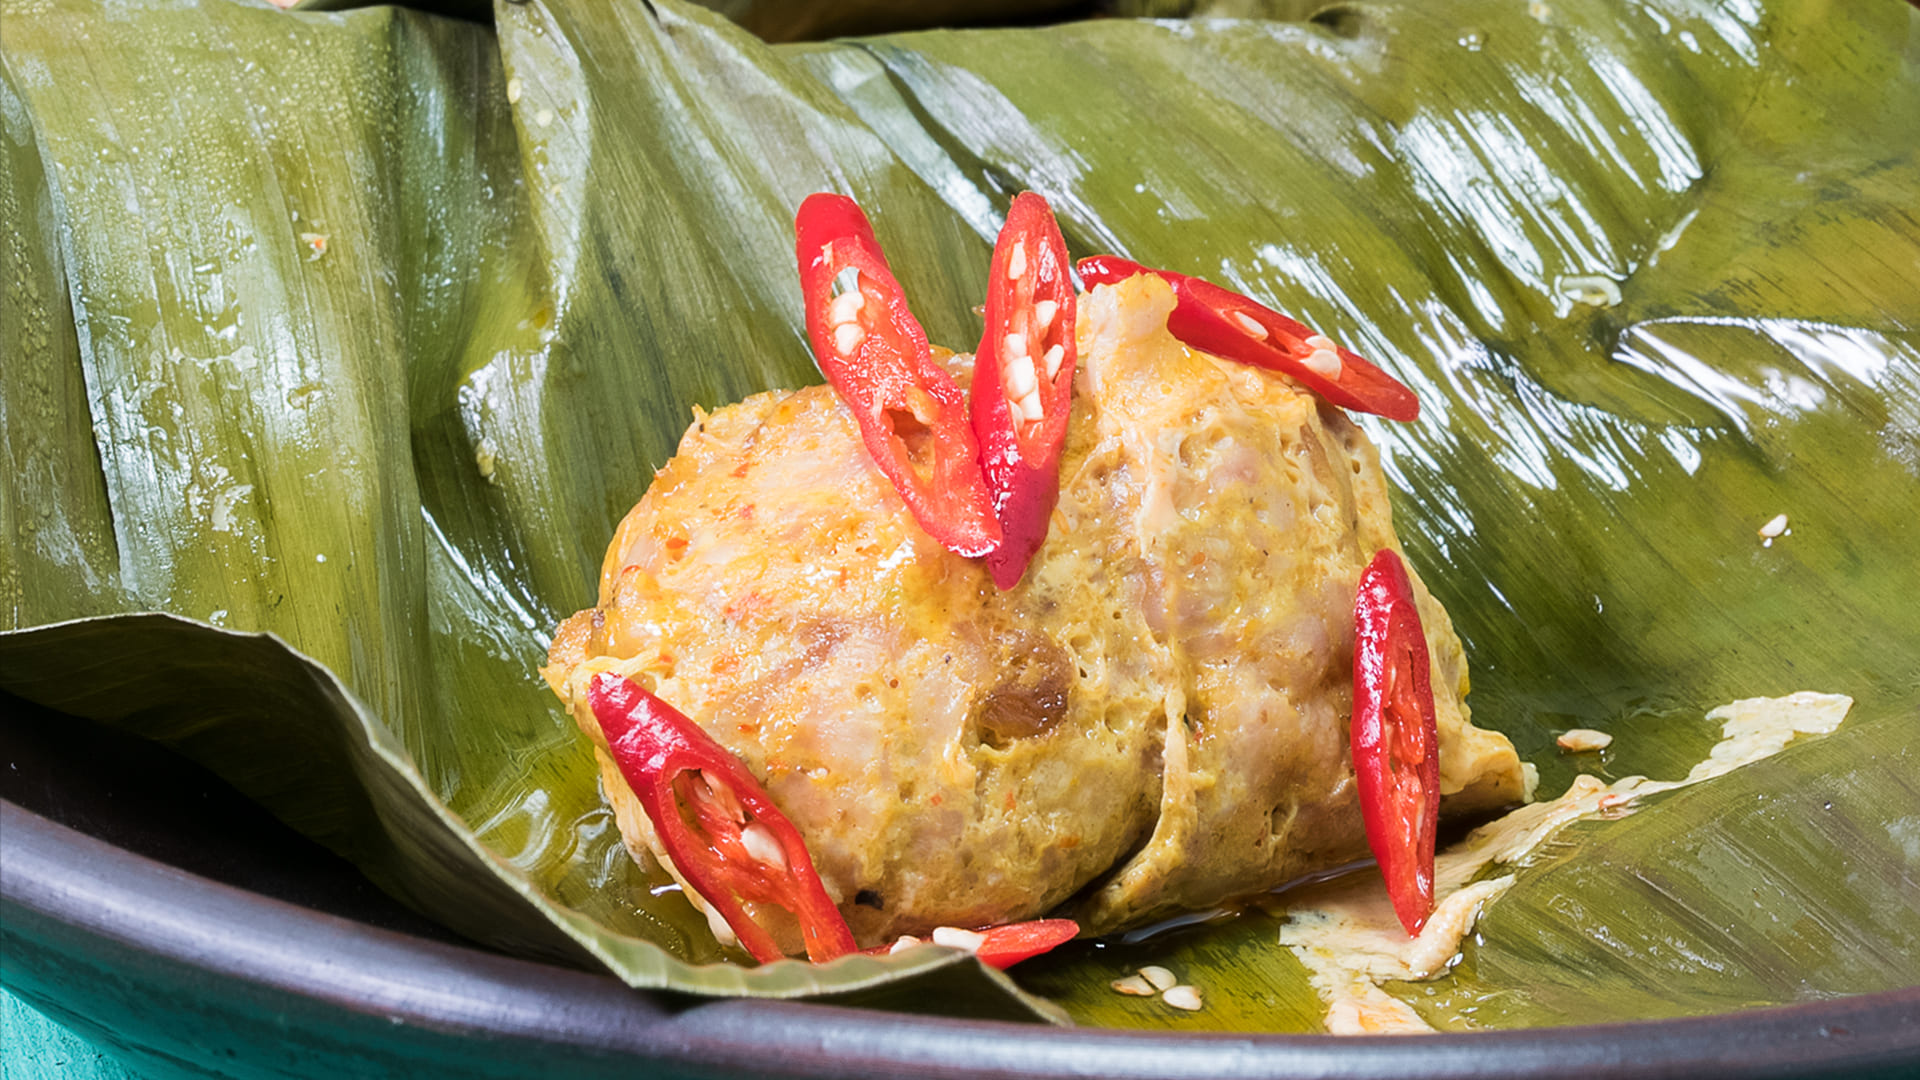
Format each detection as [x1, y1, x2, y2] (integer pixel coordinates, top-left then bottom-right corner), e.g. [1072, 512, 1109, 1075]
[1, 0, 1915, 1028]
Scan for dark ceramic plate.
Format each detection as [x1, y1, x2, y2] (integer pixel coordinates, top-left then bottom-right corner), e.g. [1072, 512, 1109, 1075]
[3, 693, 1917, 1080]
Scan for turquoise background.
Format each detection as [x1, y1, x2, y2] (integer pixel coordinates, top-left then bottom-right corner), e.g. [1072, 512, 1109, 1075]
[2, 991, 141, 1080]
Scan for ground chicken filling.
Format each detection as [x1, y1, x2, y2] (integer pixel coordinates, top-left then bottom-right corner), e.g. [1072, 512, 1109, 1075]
[543, 274, 1527, 955]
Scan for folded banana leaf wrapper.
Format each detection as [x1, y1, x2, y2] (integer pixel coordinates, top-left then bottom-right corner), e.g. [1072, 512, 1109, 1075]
[2, 0, 1916, 1030]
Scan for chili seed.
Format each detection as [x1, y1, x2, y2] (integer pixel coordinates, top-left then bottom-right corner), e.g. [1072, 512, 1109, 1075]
[828, 287, 865, 326]
[688, 771, 746, 825]
[1005, 355, 1039, 400]
[834, 323, 865, 355]
[1556, 728, 1613, 752]
[1042, 343, 1065, 379]
[740, 822, 789, 871]
[931, 926, 987, 952]
[1163, 985, 1203, 1011]
[1017, 390, 1044, 422]
[1303, 348, 1343, 379]
[1139, 965, 1177, 991]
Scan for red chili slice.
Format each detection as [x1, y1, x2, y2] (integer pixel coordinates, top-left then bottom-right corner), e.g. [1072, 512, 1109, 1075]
[796, 193, 1001, 558]
[587, 672, 858, 964]
[1076, 255, 1418, 422]
[975, 918, 1080, 969]
[972, 192, 1076, 589]
[1350, 549, 1442, 935]
[865, 918, 1081, 969]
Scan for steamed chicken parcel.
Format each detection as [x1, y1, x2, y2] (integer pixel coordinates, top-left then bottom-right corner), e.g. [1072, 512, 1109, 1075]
[542, 193, 1531, 963]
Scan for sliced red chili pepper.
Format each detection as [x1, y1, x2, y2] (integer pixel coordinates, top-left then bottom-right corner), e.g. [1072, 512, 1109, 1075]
[864, 918, 1081, 969]
[975, 918, 1080, 969]
[972, 192, 1077, 589]
[796, 193, 1001, 558]
[1076, 255, 1418, 422]
[1350, 549, 1442, 935]
[587, 672, 857, 964]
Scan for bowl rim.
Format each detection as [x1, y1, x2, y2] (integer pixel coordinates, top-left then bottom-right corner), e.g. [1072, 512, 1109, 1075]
[4, 799, 1916, 1080]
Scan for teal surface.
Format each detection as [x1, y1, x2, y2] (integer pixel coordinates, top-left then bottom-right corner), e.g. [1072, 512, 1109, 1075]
[0, 991, 144, 1080]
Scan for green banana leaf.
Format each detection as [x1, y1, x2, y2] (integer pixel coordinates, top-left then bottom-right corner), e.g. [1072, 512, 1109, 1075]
[0, 0, 1043, 1012]
[1015, 711, 1920, 1030]
[2, 0, 1915, 1030]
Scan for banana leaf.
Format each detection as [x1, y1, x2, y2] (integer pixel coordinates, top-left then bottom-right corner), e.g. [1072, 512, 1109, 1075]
[0, 0, 1040, 1012]
[2, 0, 1916, 1030]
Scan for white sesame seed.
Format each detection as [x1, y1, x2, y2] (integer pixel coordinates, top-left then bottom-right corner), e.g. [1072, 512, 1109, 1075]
[1005, 354, 1039, 399]
[1042, 343, 1065, 379]
[1110, 975, 1156, 996]
[931, 926, 987, 952]
[1556, 728, 1613, 753]
[1305, 334, 1337, 352]
[1139, 965, 1177, 991]
[1017, 390, 1045, 422]
[1162, 985, 1203, 1011]
[828, 288, 865, 326]
[1003, 332, 1027, 361]
[740, 822, 788, 871]
[1008, 242, 1027, 281]
[1230, 310, 1267, 339]
[889, 935, 921, 955]
[833, 322, 865, 355]
[535, 108, 555, 128]
[1303, 348, 1343, 379]
[1033, 299, 1058, 331]
[506, 77, 523, 104]
[1758, 513, 1789, 539]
